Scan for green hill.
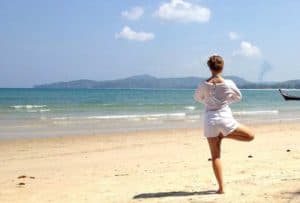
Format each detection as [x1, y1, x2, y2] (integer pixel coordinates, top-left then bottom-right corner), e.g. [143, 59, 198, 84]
[34, 74, 300, 89]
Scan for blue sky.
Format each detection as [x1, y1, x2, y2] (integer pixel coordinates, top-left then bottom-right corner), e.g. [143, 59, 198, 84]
[0, 0, 300, 87]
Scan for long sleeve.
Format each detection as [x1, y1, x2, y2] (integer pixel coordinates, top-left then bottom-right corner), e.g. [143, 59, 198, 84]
[194, 84, 205, 103]
[227, 81, 242, 103]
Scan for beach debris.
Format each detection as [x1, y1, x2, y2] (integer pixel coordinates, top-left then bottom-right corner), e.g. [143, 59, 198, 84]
[208, 158, 212, 161]
[286, 149, 291, 152]
[248, 155, 253, 158]
[115, 174, 128, 177]
[18, 182, 25, 186]
[18, 175, 35, 179]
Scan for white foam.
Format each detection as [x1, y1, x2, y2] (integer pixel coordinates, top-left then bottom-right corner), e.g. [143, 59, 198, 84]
[184, 106, 196, 110]
[87, 113, 187, 120]
[11, 105, 47, 109]
[233, 110, 279, 116]
[146, 117, 159, 121]
[23, 109, 50, 113]
[51, 113, 187, 121]
[40, 109, 50, 112]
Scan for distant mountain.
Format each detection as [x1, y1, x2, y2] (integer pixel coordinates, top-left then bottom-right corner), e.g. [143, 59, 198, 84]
[33, 74, 300, 89]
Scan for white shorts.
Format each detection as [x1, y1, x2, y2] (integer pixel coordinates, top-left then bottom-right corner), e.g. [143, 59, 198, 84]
[204, 108, 239, 138]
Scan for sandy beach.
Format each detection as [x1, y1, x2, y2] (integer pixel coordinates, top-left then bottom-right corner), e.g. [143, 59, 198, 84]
[0, 122, 300, 203]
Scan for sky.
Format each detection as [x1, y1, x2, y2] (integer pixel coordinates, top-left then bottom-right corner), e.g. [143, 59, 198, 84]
[0, 0, 300, 87]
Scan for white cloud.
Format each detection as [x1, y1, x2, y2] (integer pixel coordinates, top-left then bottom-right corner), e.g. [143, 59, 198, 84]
[229, 32, 240, 40]
[115, 26, 155, 42]
[122, 6, 144, 20]
[154, 0, 210, 23]
[233, 41, 262, 58]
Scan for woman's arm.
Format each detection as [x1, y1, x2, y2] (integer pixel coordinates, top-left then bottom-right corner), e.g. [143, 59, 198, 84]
[227, 80, 242, 103]
[194, 84, 205, 103]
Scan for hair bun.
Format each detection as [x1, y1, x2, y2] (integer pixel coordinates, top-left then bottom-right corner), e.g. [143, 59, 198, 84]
[207, 55, 224, 71]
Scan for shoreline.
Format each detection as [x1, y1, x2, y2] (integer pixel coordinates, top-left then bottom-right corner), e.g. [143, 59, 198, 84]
[1, 122, 300, 202]
[1, 117, 300, 141]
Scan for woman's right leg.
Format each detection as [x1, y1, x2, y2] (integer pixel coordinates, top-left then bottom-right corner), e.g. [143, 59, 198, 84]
[207, 136, 224, 194]
[225, 124, 255, 141]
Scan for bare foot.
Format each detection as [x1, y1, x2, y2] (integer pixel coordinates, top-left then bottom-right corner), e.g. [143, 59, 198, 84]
[217, 188, 225, 194]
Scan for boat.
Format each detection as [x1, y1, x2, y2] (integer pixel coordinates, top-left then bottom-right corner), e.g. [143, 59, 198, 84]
[279, 89, 300, 101]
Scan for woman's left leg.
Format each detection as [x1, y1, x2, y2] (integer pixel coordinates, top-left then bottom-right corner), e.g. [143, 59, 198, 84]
[225, 124, 254, 142]
[207, 136, 224, 194]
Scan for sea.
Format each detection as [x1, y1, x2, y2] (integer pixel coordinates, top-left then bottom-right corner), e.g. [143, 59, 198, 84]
[1, 88, 300, 140]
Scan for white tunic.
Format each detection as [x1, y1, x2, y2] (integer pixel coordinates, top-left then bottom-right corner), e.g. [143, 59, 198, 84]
[194, 79, 242, 138]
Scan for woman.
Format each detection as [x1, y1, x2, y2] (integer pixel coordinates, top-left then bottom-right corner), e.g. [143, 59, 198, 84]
[194, 55, 255, 194]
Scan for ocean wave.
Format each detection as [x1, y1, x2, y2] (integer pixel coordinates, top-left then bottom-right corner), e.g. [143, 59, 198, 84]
[52, 113, 187, 121]
[39, 109, 51, 112]
[233, 110, 279, 116]
[87, 113, 186, 120]
[26, 109, 51, 113]
[11, 105, 47, 109]
[184, 106, 196, 110]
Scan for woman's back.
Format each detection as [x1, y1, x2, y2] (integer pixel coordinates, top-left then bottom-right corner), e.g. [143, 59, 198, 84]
[194, 79, 242, 111]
